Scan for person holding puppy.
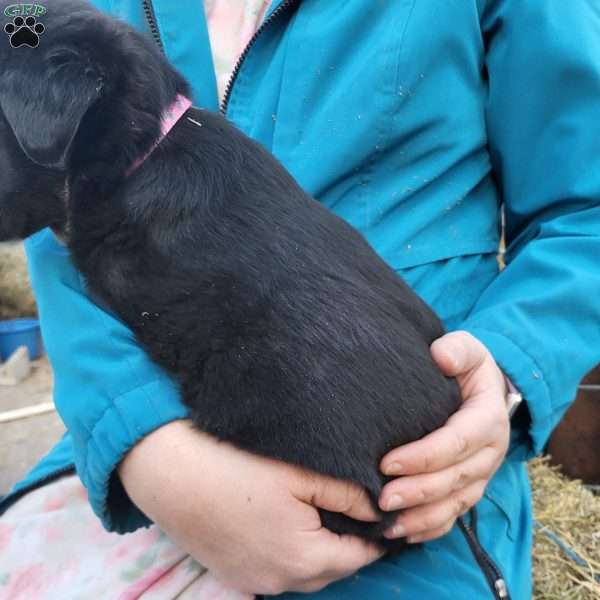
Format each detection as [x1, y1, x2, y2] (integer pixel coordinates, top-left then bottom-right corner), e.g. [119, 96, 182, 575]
[1, 1, 600, 599]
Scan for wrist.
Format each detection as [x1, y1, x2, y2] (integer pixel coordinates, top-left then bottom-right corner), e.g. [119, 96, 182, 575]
[118, 419, 207, 513]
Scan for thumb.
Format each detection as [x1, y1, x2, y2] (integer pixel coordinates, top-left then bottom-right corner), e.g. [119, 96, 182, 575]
[431, 331, 487, 376]
[311, 529, 384, 580]
[293, 471, 380, 523]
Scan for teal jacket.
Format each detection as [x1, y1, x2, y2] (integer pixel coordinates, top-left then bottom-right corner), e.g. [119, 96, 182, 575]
[3, 0, 600, 546]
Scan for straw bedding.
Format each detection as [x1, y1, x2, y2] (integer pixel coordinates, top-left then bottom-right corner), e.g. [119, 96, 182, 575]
[531, 456, 600, 599]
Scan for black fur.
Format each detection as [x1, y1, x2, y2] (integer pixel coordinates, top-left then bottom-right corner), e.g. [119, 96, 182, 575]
[0, 0, 461, 551]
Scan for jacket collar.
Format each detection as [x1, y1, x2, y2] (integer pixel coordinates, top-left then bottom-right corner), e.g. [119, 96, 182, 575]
[150, 0, 219, 111]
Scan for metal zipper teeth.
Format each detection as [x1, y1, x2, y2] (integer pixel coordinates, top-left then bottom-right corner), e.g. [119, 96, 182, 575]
[220, 0, 300, 115]
[142, 0, 165, 54]
[0, 465, 76, 516]
[458, 514, 511, 600]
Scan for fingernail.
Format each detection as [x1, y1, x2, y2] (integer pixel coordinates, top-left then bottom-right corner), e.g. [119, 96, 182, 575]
[384, 462, 403, 476]
[407, 535, 422, 544]
[386, 494, 405, 511]
[384, 524, 406, 539]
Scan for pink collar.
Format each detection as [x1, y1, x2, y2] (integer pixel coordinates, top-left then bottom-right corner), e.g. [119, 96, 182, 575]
[126, 94, 193, 175]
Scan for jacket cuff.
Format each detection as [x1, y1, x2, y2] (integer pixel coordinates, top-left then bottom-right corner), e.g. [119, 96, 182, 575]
[81, 376, 189, 533]
[458, 326, 571, 459]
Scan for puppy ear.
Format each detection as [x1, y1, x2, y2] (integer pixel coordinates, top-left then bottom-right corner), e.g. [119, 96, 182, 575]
[0, 48, 104, 169]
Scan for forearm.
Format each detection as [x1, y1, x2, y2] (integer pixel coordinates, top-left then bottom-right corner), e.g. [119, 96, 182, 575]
[470, 0, 600, 456]
[459, 207, 600, 456]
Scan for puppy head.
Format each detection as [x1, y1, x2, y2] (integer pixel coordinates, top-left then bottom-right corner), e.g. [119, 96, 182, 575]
[0, 0, 191, 170]
[0, 0, 189, 239]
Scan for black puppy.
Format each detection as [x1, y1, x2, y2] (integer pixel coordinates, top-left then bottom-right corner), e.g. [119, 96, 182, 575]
[0, 0, 460, 550]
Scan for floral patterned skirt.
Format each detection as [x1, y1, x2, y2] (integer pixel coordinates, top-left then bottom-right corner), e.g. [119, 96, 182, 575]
[0, 474, 252, 600]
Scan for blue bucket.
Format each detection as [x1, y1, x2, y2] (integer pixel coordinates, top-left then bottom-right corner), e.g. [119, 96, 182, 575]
[0, 318, 44, 361]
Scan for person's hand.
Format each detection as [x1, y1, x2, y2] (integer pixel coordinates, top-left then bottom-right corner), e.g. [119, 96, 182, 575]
[379, 331, 510, 543]
[119, 420, 383, 595]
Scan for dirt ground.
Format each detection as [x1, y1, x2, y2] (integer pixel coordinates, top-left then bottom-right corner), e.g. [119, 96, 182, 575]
[0, 241, 63, 493]
[0, 356, 64, 494]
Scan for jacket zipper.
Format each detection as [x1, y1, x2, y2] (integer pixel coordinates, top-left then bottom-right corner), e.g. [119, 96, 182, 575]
[142, 0, 165, 54]
[141, 0, 300, 115]
[220, 0, 300, 114]
[458, 510, 511, 600]
[139, 4, 510, 596]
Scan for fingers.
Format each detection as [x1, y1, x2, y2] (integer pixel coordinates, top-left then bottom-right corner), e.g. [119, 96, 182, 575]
[380, 411, 489, 476]
[379, 446, 500, 511]
[319, 531, 384, 575]
[248, 534, 381, 596]
[383, 480, 487, 540]
[381, 335, 509, 478]
[290, 530, 383, 593]
[284, 474, 384, 593]
[295, 472, 380, 523]
[379, 329, 512, 548]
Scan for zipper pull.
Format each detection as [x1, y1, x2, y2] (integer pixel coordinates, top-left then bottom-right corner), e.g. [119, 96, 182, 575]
[494, 578, 508, 599]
